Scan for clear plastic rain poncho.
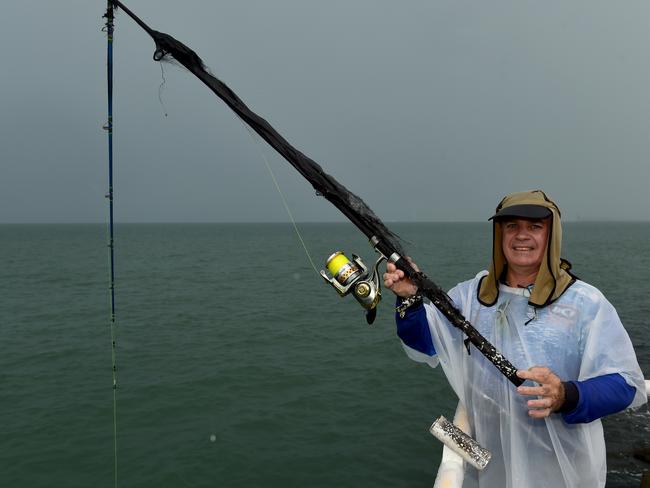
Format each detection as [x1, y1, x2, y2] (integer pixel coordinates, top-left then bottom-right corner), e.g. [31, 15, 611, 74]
[403, 272, 646, 488]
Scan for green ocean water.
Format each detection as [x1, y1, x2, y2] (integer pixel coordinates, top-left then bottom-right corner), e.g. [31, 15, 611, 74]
[2, 222, 649, 487]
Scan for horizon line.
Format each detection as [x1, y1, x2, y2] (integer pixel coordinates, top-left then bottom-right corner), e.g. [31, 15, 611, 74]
[1, 219, 649, 225]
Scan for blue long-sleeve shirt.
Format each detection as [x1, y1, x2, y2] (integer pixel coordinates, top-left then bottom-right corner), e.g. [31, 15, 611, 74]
[395, 301, 636, 424]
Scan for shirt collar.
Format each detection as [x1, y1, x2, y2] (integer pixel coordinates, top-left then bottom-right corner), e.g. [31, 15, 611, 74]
[498, 283, 532, 297]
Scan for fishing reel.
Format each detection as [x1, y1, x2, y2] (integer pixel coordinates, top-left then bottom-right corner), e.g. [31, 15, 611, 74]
[320, 239, 388, 325]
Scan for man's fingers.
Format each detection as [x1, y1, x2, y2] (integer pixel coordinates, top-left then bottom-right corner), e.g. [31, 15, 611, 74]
[517, 385, 547, 397]
[383, 272, 398, 282]
[383, 271, 405, 288]
[528, 408, 552, 419]
[527, 398, 553, 409]
[383, 267, 404, 285]
[384, 261, 417, 297]
[517, 367, 553, 383]
[385, 264, 405, 279]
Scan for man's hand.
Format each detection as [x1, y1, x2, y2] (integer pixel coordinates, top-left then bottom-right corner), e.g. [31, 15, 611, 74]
[516, 367, 566, 418]
[383, 259, 418, 298]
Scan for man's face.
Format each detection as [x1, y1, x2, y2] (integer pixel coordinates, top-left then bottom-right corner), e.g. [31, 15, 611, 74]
[500, 218, 550, 274]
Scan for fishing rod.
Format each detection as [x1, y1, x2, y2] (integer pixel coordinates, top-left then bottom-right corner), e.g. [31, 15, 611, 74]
[102, 2, 119, 486]
[108, 0, 524, 388]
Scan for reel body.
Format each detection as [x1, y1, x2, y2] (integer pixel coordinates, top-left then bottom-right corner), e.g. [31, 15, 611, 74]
[320, 249, 386, 324]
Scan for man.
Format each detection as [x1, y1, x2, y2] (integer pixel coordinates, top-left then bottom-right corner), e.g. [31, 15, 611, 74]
[383, 190, 646, 488]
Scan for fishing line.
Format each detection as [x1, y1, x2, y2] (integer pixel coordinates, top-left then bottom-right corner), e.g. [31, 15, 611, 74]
[102, 3, 119, 487]
[238, 119, 319, 276]
[158, 63, 169, 117]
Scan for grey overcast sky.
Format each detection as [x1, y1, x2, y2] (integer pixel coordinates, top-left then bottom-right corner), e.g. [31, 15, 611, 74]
[1, 1, 649, 223]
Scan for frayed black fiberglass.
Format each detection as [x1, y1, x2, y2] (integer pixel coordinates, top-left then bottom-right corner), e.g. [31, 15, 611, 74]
[108, 0, 524, 387]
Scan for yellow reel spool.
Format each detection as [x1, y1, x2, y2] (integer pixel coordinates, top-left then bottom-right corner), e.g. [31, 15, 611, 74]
[326, 252, 350, 276]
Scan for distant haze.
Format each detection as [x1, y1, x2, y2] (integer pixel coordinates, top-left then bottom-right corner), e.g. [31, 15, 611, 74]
[2, 1, 649, 223]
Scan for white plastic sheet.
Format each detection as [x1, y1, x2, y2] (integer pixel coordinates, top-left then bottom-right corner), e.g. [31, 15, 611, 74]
[404, 272, 646, 488]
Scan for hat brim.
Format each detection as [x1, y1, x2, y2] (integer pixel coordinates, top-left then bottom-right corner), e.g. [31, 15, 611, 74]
[489, 204, 552, 221]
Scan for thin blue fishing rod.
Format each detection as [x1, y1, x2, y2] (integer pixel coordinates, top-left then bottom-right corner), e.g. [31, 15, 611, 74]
[107, 8, 115, 292]
[104, 2, 119, 487]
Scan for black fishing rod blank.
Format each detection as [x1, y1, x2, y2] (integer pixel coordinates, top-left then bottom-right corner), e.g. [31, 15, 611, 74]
[108, 0, 524, 388]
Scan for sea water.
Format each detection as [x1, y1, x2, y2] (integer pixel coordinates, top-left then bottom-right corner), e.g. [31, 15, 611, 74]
[2, 222, 649, 487]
